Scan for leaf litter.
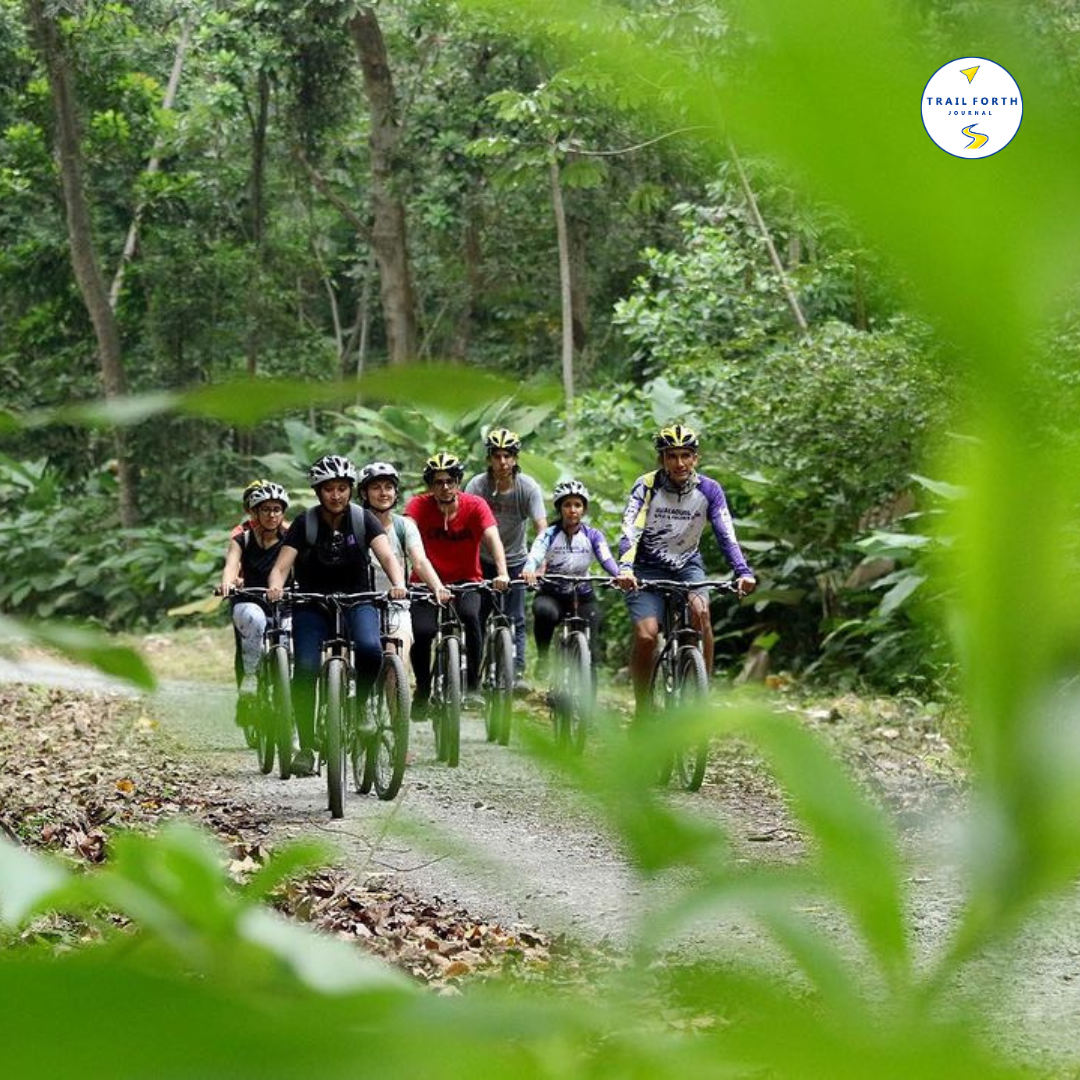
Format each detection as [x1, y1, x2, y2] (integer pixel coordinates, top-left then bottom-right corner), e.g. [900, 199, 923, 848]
[0, 685, 576, 991]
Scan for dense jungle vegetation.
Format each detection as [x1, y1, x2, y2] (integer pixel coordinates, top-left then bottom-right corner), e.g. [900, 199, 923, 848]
[0, 0, 1005, 690]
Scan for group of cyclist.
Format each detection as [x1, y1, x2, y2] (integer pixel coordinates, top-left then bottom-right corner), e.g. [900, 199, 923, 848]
[219, 423, 756, 777]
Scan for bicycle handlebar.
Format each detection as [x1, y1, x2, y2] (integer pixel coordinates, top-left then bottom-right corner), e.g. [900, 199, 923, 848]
[637, 579, 741, 593]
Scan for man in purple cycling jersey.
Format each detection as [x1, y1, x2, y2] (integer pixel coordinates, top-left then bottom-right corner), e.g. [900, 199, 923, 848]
[618, 424, 757, 717]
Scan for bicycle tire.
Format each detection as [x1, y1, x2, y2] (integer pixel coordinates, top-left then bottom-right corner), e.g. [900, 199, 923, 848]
[674, 646, 709, 791]
[354, 691, 374, 795]
[325, 658, 346, 818]
[482, 634, 498, 744]
[372, 652, 410, 800]
[443, 636, 462, 768]
[565, 632, 592, 755]
[488, 627, 514, 747]
[269, 646, 293, 780]
[649, 653, 675, 786]
[253, 686, 274, 774]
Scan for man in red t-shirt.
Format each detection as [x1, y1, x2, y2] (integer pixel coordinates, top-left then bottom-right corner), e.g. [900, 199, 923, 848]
[405, 452, 509, 716]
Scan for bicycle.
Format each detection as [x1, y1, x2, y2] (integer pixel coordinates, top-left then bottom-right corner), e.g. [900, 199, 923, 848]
[534, 574, 612, 754]
[412, 585, 468, 768]
[224, 586, 294, 780]
[290, 590, 392, 817]
[355, 598, 411, 801]
[639, 579, 740, 791]
[478, 581, 517, 747]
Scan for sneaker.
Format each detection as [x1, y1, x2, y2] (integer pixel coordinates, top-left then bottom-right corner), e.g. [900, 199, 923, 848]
[239, 674, 258, 698]
[513, 676, 531, 696]
[463, 692, 485, 712]
[356, 709, 377, 738]
[410, 699, 428, 723]
[290, 748, 316, 777]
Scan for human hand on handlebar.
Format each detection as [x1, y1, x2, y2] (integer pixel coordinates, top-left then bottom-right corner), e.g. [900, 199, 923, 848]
[613, 571, 636, 592]
[736, 576, 757, 597]
[493, 573, 511, 592]
[521, 568, 539, 587]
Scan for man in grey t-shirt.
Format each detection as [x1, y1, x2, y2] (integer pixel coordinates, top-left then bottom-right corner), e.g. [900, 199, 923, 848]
[465, 428, 546, 687]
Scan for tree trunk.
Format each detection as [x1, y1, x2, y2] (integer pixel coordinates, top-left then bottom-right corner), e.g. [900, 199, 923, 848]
[349, 7, 418, 364]
[27, 0, 138, 526]
[245, 67, 270, 381]
[450, 204, 482, 359]
[729, 141, 809, 338]
[568, 206, 589, 353]
[550, 158, 575, 411]
[110, 16, 192, 311]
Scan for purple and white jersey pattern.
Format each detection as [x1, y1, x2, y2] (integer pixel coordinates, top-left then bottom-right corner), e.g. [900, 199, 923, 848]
[618, 470, 752, 577]
[525, 524, 619, 593]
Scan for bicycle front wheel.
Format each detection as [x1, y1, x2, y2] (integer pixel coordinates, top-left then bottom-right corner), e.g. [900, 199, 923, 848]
[371, 653, 410, 800]
[486, 627, 514, 747]
[441, 636, 462, 767]
[269, 646, 293, 780]
[324, 658, 347, 818]
[673, 646, 709, 791]
[564, 632, 592, 755]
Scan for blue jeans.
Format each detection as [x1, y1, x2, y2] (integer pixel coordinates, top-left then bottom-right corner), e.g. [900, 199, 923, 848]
[481, 559, 526, 676]
[291, 603, 381, 751]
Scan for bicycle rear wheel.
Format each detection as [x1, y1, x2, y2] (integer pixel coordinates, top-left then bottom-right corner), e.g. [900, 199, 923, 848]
[673, 646, 709, 791]
[324, 658, 347, 818]
[486, 627, 514, 747]
[371, 652, 410, 800]
[564, 632, 592, 755]
[253, 680, 274, 775]
[269, 646, 293, 780]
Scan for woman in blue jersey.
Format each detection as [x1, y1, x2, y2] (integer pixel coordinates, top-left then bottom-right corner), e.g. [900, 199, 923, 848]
[522, 480, 634, 673]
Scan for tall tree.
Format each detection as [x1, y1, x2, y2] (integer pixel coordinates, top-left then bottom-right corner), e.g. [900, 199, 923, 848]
[25, 0, 138, 526]
[348, 6, 417, 364]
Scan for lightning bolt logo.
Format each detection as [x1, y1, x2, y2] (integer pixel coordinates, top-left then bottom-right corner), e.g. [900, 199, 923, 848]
[960, 65, 979, 83]
[962, 124, 988, 150]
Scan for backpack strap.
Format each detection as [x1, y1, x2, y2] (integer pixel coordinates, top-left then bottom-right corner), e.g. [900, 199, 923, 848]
[304, 505, 320, 548]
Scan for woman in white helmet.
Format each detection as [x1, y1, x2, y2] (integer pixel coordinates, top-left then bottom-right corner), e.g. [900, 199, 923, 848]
[219, 482, 291, 697]
[358, 461, 450, 672]
[522, 480, 633, 674]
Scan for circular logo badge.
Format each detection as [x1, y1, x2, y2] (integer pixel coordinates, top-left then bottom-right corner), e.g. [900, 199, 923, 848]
[921, 57, 1022, 159]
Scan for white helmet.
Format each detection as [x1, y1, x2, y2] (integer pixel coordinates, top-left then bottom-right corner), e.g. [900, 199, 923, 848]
[358, 461, 400, 489]
[247, 481, 290, 511]
[308, 454, 357, 488]
[552, 479, 590, 509]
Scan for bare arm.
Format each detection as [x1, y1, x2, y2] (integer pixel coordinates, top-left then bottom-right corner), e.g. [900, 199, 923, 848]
[408, 541, 450, 604]
[482, 524, 510, 587]
[370, 533, 407, 597]
[267, 545, 298, 601]
[219, 539, 242, 595]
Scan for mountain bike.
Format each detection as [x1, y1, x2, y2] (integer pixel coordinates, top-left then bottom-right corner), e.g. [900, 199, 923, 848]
[479, 581, 517, 746]
[225, 586, 294, 780]
[354, 597, 411, 801]
[640, 579, 739, 791]
[289, 591, 383, 818]
[536, 574, 612, 754]
[413, 586, 468, 767]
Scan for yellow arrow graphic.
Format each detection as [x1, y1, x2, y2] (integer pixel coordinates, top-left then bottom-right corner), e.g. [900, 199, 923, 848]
[962, 124, 988, 150]
[960, 65, 979, 83]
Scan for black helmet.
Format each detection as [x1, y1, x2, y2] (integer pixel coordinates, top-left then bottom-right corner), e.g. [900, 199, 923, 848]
[423, 452, 465, 485]
[654, 424, 699, 451]
[484, 428, 522, 454]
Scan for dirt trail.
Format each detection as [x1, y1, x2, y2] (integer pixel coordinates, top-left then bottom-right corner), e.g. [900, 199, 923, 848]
[6, 647, 1080, 1065]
